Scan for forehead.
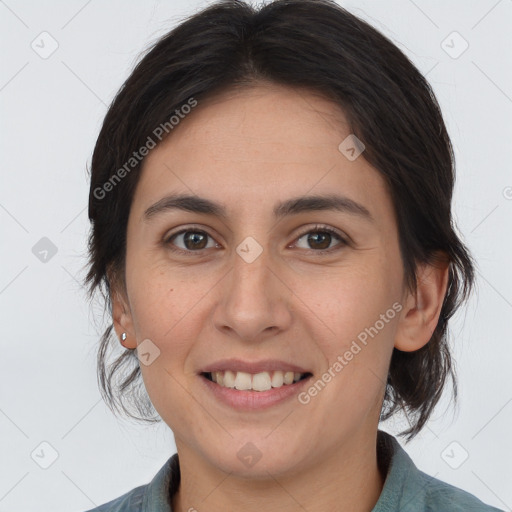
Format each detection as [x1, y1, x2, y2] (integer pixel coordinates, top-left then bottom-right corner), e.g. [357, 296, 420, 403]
[130, 83, 394, 225]
[161, 83, 351, 159]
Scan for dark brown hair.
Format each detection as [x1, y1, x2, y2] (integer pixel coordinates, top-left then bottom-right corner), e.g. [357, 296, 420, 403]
[84, 0, 475, 441]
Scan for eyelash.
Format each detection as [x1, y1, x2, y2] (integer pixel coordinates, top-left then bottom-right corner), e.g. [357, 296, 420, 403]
[163, 224, 348, 256]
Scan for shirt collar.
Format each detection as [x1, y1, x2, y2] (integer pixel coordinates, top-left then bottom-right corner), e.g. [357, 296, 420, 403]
[141, 451, 179, 511]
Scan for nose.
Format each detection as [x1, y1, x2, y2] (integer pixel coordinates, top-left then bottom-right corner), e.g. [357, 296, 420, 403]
[212, 244, 293, 343]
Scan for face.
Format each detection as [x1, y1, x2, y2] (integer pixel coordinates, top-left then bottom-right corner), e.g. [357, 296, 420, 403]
[115, 83, 409, 478]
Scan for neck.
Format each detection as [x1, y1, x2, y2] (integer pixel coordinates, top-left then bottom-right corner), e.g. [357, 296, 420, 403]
[172, 429, 385, 512]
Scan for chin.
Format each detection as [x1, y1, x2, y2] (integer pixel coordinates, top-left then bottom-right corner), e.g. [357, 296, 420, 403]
[199, 435, 307, 479]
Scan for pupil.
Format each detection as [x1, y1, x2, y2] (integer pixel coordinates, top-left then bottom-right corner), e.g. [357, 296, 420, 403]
[185, 231, 207, 250]
[309, 232, 330, 250]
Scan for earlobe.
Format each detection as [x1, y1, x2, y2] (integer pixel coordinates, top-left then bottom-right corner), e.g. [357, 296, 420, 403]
[394, 256, 450, 352]
[111, 289, 137, 349]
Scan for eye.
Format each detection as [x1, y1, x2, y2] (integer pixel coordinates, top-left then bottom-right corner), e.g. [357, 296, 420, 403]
[164, 228, 220, 254]
[164, 224, 348, 256]
[293, 225, 348, 253]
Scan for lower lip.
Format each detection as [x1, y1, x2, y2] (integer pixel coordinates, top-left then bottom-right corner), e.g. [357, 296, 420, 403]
[199, 374, 312, 411]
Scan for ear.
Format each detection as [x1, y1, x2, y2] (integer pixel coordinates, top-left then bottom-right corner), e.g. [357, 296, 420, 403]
[111, 287, 137, 349]
[394, 254, 450, 352]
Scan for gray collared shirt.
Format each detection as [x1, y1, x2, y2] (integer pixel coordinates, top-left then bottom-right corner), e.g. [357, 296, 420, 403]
[84, 430, 504, 511]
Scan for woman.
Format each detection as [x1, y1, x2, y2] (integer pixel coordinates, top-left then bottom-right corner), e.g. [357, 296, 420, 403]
[83, 0, 503, 510]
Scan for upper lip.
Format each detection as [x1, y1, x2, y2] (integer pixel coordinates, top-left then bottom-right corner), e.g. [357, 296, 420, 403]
[200, 358, 312, 375]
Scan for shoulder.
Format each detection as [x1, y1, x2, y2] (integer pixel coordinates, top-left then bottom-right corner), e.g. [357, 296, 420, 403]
[375, 430, 504, 512]
[83, 484, 146, 512]
[81, 453, 180, 512]
[418, 469, 503, 511]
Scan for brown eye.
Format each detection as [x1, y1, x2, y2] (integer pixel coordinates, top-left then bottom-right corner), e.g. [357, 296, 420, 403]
[183, 231, 208, 250]
[166, 229, 217, 252]
[294, 226, 347, 253]
[305, 232, 332, 250]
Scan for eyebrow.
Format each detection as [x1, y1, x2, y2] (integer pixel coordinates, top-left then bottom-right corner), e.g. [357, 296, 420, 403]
[142, 193, 374, 223]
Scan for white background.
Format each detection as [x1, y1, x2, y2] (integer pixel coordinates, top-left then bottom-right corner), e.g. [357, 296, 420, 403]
[1, 1, 511, 511]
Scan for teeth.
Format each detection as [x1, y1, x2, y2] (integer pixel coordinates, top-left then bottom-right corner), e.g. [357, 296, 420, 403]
[234, 371, 252, 390]
[271, 371, 284, 387]
[223, 370, 236, 388]
[283, 371, 294, 385]
[252, 372, 272, 391]
[207, 370, 307, 391]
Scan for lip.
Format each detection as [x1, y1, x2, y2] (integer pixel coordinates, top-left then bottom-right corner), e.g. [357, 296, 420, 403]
[199, 372, 313, 411]
[199, 358, 311, 374]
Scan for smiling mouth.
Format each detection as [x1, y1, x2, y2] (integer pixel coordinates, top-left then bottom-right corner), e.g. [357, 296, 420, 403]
[201, 370, 313, 392]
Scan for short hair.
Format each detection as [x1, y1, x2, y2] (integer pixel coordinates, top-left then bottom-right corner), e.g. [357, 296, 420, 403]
[84, 0, 475, 441]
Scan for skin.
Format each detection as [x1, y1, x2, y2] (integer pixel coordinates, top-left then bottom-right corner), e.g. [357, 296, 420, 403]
[111, 83, 449, 512]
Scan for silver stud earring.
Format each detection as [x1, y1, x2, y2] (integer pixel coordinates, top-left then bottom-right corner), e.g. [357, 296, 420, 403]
[121, 332, 127, 342]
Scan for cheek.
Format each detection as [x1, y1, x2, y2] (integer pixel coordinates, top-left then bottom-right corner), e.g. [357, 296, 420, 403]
[297, 259, 400, 342]
[124, 268, 203, 385]
[126, 264, 206, 420]
[126, 255, 198, 336]
[295, 257, 400, 397]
